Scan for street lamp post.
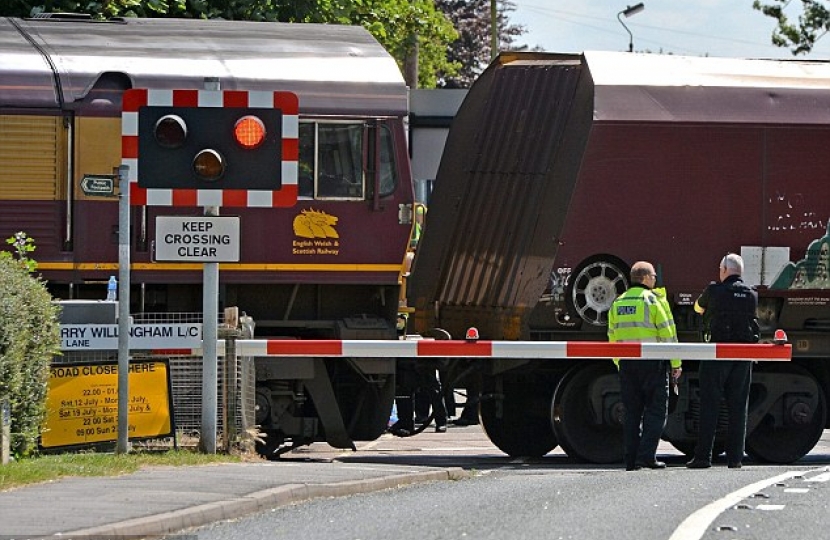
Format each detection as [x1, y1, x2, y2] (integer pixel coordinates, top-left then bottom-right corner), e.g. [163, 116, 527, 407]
[617, 3, 645, 52]
[490, 0, 498, 61]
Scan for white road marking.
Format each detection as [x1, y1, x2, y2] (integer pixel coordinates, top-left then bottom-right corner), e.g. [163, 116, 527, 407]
[784, 488, 810, 493]
[804, 472, 830, 482]
[358, 438, 384, 451]
[668, 469, 821, 540]
[755, 504, 786, 511]
[334, 435, 386, 458]
[429, 446, 496, 451]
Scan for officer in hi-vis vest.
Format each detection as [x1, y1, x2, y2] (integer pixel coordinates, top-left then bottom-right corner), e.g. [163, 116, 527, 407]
[608, 261, 682, 471]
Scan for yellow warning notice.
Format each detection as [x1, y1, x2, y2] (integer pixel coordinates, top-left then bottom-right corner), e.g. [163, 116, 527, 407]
[42, 360, 173, 448]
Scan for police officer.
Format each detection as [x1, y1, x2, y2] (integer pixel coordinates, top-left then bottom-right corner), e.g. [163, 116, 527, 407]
[608, 261, 682, 471]
[687, 253, 759, 469]
[390, 359, 448, 436]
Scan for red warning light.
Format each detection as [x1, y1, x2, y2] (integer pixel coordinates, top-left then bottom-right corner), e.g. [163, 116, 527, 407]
[234, 115, 266, 149]
[465, 327, 480, 341]
[773, 329, 788, 345]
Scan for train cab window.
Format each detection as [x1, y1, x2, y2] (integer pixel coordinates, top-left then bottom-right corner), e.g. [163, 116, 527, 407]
[298, 122, 364, 200]
[297, 121, 398, 200]
[373, 124, 398, 198]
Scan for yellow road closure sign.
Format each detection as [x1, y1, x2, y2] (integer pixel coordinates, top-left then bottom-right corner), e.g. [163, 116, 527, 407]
[42, 360, 173, 448]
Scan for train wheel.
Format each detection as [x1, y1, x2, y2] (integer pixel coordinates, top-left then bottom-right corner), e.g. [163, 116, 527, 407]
[552, 363, 624, 463]
[344, 373, 395, 441]
[746, 365, 827, 464]
[255, 429, 285, 460]
[254, 390, 284, 460]
[480, 375, 558, 457]
[565, 255, 629, 326]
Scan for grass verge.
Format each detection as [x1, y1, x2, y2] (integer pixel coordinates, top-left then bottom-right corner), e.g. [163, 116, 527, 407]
[0, 450, 242, 492]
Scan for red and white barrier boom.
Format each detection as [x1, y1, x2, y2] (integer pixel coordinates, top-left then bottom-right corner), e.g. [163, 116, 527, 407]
[176, 338, 792, 362]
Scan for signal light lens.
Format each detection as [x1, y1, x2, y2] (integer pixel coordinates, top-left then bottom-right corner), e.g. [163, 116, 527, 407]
[154, 115, 187, 149]
[234, 115, 266, 149]
[192, 149, 225, 182]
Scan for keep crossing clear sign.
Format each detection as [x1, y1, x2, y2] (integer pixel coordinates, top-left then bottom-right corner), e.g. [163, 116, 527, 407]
[155, 216, 240, 262]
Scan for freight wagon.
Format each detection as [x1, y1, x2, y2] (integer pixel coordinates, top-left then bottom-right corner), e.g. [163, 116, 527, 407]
[410, 51, 830, 464]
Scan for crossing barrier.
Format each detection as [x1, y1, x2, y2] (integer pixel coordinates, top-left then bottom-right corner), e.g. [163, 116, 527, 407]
[162, 339, 792, 362]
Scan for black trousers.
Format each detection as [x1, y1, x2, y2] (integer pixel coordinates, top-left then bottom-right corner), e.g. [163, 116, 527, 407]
[694, 360, 752, 463]
[619, 360, 670, 466]
[395, 363, 447, 430]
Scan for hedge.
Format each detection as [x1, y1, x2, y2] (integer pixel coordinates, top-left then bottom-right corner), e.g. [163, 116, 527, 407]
[0, 252, 61, 457]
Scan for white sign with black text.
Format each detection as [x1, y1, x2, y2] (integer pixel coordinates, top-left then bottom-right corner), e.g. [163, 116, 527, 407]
[60, 323, 202, 350]
[155, 216, 240, 262]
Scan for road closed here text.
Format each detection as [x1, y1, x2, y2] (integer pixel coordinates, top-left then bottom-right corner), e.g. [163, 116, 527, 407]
[42, 360, 173, 448]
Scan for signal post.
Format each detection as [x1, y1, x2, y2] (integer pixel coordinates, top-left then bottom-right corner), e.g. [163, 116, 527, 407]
[121, 87, 298, 452]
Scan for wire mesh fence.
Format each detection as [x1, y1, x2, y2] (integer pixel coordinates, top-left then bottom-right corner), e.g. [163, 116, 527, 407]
[53, 311, 255, 450]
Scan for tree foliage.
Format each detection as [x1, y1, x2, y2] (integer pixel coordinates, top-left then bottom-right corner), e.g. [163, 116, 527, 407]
[753, 0, 830, 55]
[435, 0, 525, 88]
[3, 0, 459, 88]
[0, 234, 61, 457]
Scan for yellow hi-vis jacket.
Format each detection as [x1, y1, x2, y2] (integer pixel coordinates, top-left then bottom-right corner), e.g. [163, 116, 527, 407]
[607, 285, 682, 369]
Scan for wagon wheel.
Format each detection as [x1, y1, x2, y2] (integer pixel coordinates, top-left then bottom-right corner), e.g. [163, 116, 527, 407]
[565, 255, 629, 326]
[480, 375, 558, 458]
[746, 364, 827, 464]
[552, 363, 624, 464]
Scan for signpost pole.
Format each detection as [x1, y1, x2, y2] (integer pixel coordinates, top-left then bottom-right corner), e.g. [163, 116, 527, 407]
[200, 205, 219, 454]
[199, 72, 222, 455]
[116, 164, 131, 454]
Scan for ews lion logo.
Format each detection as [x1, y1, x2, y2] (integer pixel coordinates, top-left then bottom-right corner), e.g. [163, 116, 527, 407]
[293, 208, 339, 239]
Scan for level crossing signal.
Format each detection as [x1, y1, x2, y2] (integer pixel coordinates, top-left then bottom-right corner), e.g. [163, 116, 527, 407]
[122, 89, 299, 207]
[138, 105, 282, 190]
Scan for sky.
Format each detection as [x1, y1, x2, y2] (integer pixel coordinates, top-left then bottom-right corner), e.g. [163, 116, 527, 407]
[508, 0, 830, 60]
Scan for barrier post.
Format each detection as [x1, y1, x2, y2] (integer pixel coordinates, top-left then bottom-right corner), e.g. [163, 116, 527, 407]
[220, 309, 241, 452]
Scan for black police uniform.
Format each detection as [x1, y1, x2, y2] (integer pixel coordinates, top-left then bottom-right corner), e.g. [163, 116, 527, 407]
[693, 274, 759, 466]
[390, 359, 448, 435]
[619, 358, 671, 469]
